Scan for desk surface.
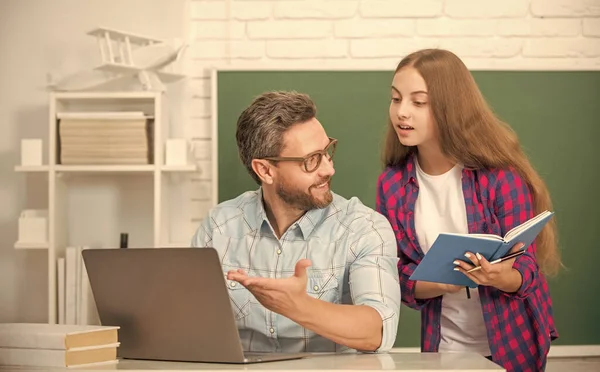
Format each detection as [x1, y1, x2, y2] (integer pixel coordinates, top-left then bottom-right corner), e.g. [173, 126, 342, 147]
[0, 353, 504, 372]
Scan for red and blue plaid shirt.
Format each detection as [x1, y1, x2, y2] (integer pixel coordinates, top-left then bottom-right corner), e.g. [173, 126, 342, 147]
[376, 154, 558, 372]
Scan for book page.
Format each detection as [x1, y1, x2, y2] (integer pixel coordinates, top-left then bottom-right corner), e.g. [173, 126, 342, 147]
[468, 233, 503, 241]
[442, 232, 503, 241]
[504, 210, 552, 242]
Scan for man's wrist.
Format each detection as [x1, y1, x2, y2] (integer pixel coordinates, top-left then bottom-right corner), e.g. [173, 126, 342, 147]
[287, 293, 314, 323]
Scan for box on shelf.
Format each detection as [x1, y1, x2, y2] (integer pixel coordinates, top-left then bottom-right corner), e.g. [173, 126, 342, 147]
[165, 139, 188, 166]
[18, 209, 48, 243]
[21, 139, 43, 166]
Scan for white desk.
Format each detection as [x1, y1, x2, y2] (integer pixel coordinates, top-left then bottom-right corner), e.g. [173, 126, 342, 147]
[0, 353, 504, 372]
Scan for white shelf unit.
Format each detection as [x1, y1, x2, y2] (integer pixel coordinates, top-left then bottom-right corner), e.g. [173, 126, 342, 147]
[15, 91, 197, 324]
[15, 165, 50, 172]
[14, 241, 50, 249]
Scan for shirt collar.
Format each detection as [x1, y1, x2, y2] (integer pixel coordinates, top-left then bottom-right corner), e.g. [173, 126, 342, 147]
[253, 187, 330, 240]
[295, 205, 329, 239]
[400, 153, 419, 188]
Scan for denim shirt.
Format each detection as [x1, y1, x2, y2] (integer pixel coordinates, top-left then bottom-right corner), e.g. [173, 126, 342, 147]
[191, 188, 400, 353]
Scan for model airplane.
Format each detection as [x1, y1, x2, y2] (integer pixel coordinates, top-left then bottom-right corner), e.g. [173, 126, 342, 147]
[48, 27, 187, 92]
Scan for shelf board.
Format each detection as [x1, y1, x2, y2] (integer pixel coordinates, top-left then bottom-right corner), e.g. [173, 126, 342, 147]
[15, 165, 49, 172]
[55, 165, 154, 173]
[15, 241, 49, 249]
[56, 112, 154, 120]
[16, 165, 198, 173]
[161, 164, 198, 172]
[52, 91, 159, 100]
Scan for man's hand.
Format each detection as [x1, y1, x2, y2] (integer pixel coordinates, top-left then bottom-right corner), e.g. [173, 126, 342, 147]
[227, 259, 312, 317]
[454, 243, 524, 293]
[228, 258, 387, 352]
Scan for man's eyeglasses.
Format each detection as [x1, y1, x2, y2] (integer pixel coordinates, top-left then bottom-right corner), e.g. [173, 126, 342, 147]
[262, 137, 337, 173]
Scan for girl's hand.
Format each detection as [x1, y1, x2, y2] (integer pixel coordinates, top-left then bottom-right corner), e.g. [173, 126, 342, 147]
[453, 243, 524, 292]
[415, 281, 464, 299]
[441, 283, 464, 294]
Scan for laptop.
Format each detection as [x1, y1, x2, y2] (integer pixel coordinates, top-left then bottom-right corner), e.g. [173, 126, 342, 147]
[82, 247, 307, 364]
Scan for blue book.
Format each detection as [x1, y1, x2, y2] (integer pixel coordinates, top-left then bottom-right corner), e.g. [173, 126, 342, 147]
[409, 210, 554, 288]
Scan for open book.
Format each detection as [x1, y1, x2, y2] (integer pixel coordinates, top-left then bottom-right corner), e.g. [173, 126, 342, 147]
[409, 210, 554, 287]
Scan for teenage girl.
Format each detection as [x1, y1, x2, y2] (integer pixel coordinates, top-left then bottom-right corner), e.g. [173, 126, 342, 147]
[376, 49, 560, 372]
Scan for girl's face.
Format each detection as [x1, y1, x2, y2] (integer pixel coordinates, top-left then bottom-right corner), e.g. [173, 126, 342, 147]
[389, 67, 437, 148]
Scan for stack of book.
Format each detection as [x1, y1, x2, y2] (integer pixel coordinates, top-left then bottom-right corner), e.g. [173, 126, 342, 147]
[58, 112, 153, 165]
[0, 323, 119, 368]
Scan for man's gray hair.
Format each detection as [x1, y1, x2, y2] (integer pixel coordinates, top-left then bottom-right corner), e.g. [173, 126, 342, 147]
[236, 91, 317, 184]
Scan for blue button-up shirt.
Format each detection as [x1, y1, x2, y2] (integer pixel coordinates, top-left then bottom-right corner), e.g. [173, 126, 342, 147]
[191, 188, 400, 353]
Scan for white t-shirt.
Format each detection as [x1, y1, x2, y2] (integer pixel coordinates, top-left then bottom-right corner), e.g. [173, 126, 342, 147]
[414, 159, 491, 356]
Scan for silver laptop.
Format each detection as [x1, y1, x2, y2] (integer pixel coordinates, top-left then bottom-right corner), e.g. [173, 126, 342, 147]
[82, 247, 307, 364]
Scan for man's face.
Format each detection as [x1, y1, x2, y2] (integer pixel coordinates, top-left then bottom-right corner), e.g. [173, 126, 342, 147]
[273, 118, 336, 211]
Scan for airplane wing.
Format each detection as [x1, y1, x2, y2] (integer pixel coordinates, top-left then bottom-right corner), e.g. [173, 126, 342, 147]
[83, 27, 186, 90]
[87, 27, 164, 45]
[93, 63, 185, 84]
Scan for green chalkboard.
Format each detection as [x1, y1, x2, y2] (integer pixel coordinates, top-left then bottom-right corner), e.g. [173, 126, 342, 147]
[216, 70, 600, 347]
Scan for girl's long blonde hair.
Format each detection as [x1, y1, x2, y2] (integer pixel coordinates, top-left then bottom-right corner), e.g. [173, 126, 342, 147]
[383, 49, 561, 275]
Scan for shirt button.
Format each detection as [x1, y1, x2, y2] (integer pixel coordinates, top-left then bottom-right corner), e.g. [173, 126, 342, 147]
[313, 285, 319, 291]
[269, 328, 274, 334]
[276, 249, 282, 255]
[230, 281, 237, 288]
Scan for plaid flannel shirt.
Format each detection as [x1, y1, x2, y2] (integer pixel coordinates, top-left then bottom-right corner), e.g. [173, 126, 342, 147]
[376, 154, 558, 372]
[191, 188, 400, 353]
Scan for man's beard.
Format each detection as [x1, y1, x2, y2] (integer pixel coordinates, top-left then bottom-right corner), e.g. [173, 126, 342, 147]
[276, 177, 333, 211]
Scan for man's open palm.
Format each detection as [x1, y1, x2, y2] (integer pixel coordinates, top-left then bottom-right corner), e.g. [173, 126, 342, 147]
[227, 259, 313, 316]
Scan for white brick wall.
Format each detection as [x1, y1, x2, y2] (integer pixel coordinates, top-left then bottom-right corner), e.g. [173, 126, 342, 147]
[531, 0, 600, 17]
[445, 0, 529, 18]
[584, 18, 600, 37]
[274, 1, 358, 19]
[360, 1, 443, 18]
[185, 0, 600, 205]
[247, 20, 333, 39]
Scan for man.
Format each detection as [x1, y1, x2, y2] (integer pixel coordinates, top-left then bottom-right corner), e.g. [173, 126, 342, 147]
[191, 91, 400, 353]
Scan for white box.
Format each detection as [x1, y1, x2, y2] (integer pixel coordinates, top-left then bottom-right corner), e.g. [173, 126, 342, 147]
[18, 209, 48, 243]
[21, 139, 43, 166]
[165, 139, 188, 166]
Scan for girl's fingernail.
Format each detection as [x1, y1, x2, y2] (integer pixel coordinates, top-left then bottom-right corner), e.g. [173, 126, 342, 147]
[453, 268, 460, 271]
[464, 253, 471, 258]
[453, 260, 460, 265]
[476, 253, 482, 260]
